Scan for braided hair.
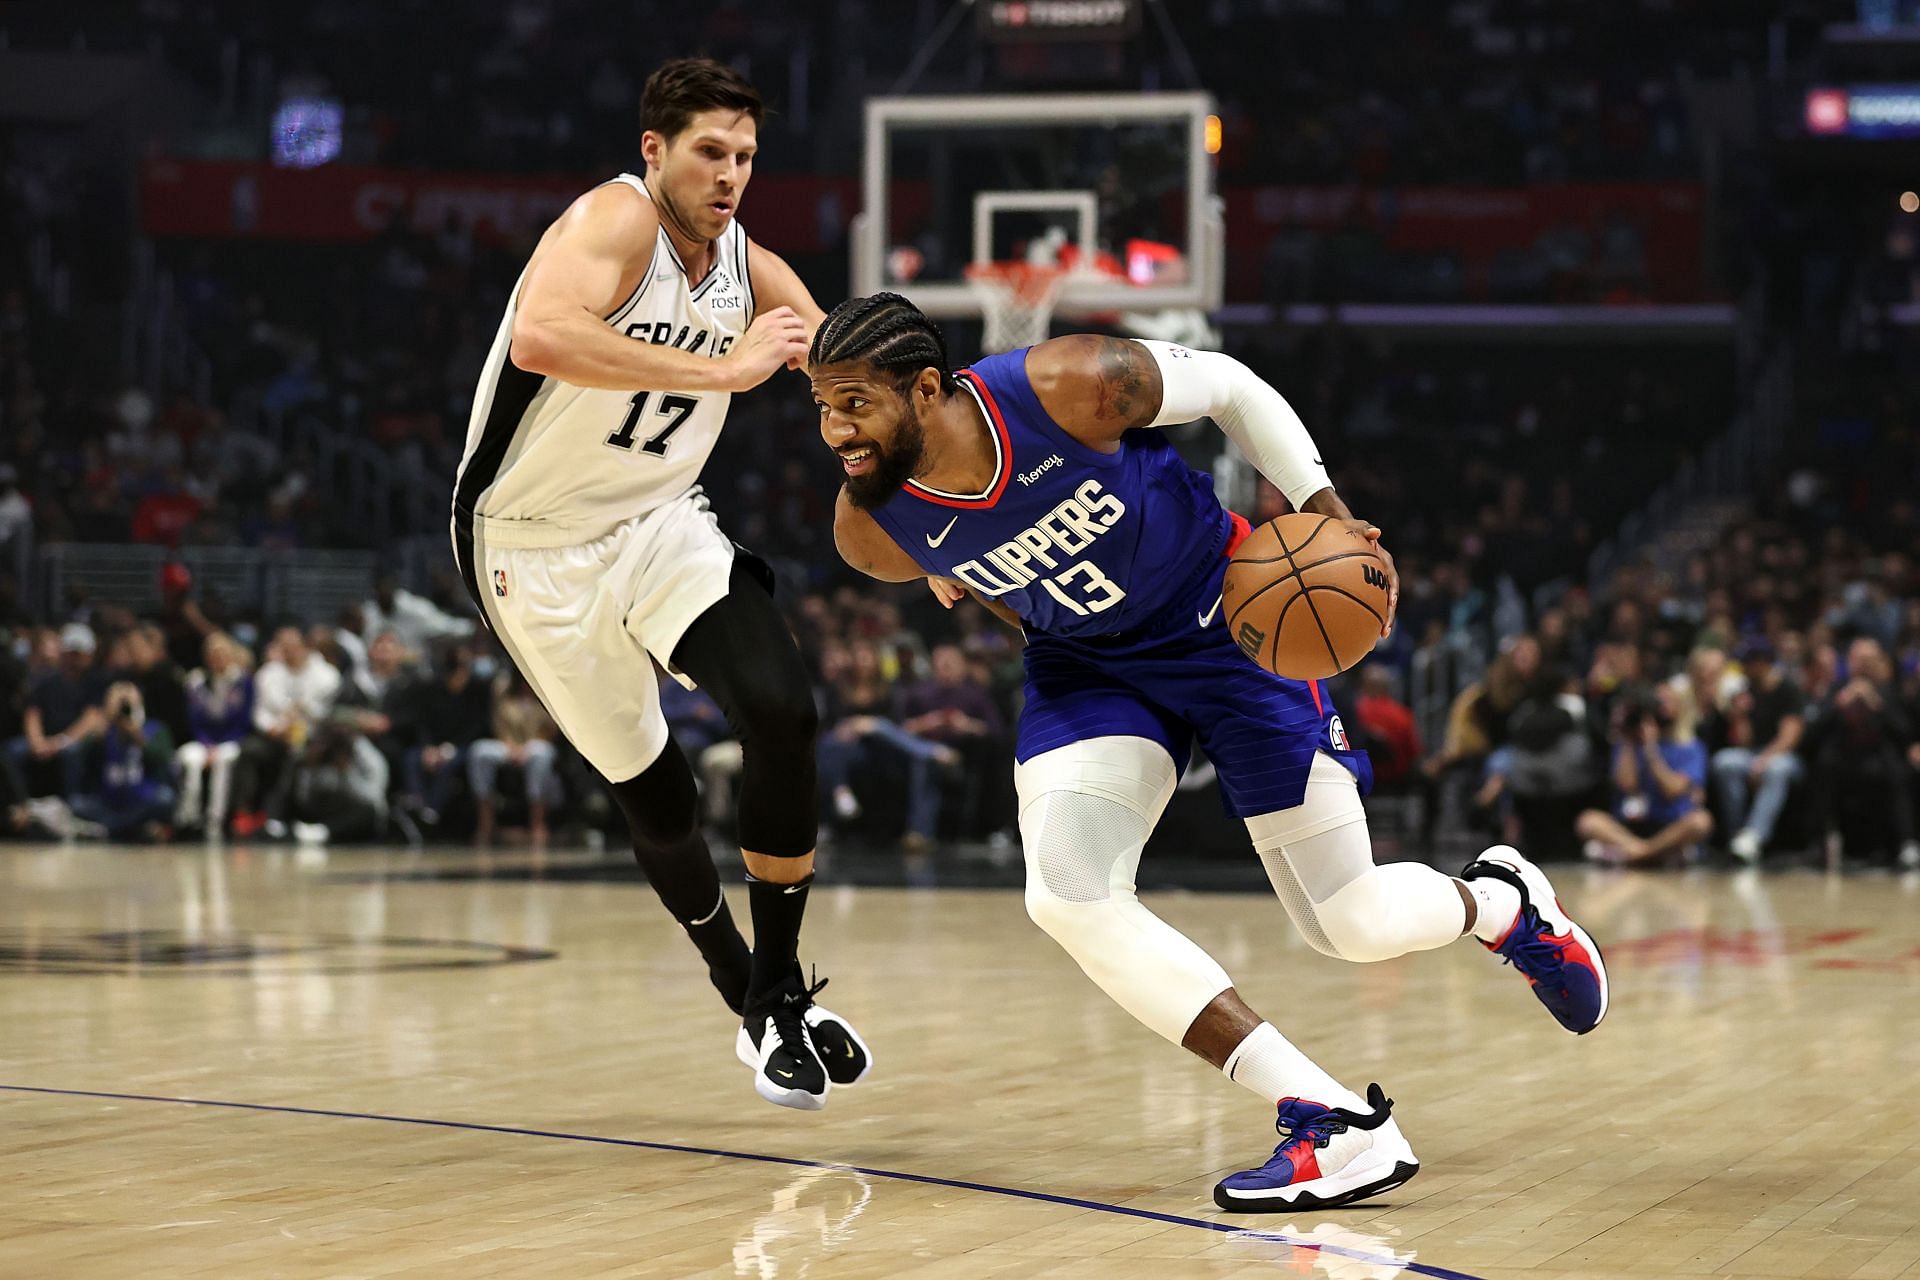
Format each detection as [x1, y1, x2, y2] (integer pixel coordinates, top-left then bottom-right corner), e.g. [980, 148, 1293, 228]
[808, 293, 959, 394]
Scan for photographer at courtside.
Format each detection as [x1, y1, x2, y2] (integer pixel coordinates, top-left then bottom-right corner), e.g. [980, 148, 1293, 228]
[1576, 683, 1712, 866]
[72, 682, 177, 842]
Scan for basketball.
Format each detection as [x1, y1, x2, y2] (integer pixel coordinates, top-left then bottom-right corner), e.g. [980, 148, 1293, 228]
[1222, 514, 1389, 680]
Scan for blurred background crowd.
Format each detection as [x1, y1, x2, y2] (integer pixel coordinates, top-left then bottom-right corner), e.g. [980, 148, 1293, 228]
[2, 0, 1917, 866]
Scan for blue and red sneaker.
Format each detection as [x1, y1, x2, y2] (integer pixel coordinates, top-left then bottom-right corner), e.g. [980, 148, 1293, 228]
[1213, 1083, 1420, 1212]
[1463, 846, 1609, 1035]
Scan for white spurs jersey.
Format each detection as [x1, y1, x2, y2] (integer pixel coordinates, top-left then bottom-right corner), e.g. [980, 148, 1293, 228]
[453, 173, 754, 545]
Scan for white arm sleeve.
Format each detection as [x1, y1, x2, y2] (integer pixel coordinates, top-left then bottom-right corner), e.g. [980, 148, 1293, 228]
[1137, 340, 1332, 511]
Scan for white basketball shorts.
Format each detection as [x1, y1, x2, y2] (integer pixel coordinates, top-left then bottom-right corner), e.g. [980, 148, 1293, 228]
[458, 487, 735, 782]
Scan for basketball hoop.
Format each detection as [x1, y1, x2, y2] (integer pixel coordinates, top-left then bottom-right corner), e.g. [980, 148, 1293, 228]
[965, 261, 1068, 354]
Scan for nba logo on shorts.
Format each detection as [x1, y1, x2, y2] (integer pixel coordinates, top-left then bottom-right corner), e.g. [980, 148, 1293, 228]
[493, 569, 509, 597]
[1328, 714, 1349, 751]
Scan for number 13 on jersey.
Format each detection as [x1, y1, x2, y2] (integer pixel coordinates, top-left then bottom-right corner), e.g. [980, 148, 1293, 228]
[606, 392, 698, 457]
[1039, 560, 1125, 617]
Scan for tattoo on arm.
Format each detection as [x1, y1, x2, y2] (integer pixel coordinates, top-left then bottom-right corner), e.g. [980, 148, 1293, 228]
[1091, 338, 1160, 428]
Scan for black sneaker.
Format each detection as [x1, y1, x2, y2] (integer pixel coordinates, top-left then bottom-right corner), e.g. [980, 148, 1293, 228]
[798, 972, 873, 1087]
[735, 967, 873, 1091]
[737, 972, 830, 1111]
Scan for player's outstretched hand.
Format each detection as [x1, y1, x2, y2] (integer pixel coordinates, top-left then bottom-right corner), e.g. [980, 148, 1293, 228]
[1343, 519, 1399, 638]
[722, 305, 810, 391]
[928, 576, 967, 609]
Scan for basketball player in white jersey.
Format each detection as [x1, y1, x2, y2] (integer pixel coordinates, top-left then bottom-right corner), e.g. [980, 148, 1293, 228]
[453, 58, 868, 1111]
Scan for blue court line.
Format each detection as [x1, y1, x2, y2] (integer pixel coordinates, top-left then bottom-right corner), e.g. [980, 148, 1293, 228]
[1, 1083, 1485, 1279]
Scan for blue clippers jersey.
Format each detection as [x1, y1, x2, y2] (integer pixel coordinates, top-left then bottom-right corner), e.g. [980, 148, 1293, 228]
[868, 350, 1232, 637]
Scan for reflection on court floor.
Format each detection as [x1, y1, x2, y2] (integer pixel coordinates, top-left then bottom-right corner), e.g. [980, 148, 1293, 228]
[3, 843, 1916, 1279]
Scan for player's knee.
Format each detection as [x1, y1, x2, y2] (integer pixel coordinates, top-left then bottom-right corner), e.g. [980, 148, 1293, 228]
[1311, 866, 1443, 964]
[1309, 885, 1391, 962]
[609, 746, 700, 847]
[627, 793, 699, 848]
[1024, 883, 1132, 975]
[1313, 914, 1403, 964]
[1023, 879, 1058, 933]
[1023, 879, 1086, 943]
[1014, 739, 1172, 951]
[735, 671, 818, 754]
[1021, 803, 1125, 950]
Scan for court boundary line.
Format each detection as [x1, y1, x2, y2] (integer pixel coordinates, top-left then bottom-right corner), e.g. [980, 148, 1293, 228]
[1, 1082, 1485, 1279]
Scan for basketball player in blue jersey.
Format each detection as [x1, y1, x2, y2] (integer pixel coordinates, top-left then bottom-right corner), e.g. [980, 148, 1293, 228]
[809, 294, 1608, 1211]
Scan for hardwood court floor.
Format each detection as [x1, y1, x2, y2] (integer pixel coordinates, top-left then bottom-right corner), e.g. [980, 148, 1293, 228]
[3, 843, 1919, 1280]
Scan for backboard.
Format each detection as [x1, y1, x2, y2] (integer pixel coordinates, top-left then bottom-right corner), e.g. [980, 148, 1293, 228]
[852, 92, 1223, 325]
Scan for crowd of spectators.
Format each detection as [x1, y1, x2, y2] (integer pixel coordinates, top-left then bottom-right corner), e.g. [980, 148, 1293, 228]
[6, 0, 1915, 867]
[0, 563, 1028, 851]
[0, 592, 576, 850]
[1420, 434, 1920, 870]
[5, 0, 1804, 186]
[1198, 0, 1782, 188]
[7, 456, 1918, 870]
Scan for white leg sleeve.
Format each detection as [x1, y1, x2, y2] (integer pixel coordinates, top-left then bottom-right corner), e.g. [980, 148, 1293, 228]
[1248, 754, 1467, 963]
[1017, 736, 1234, 1046]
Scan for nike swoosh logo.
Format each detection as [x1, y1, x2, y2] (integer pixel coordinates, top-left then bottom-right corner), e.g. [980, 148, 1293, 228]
[775, 1069, 793, 1079]
[782, 883, 806, 894]
[926, 516, 959, 548]
[844, 1043, 856, 1059]
[1197, 594, 1224, 627]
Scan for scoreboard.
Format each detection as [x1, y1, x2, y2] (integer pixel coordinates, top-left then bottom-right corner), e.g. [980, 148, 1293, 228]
[977, 0, 1141, 43]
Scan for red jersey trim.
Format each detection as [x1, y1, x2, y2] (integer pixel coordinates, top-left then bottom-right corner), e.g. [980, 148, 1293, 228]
[903, 370, 1013, 509]
[1224, 511, 1253, 557]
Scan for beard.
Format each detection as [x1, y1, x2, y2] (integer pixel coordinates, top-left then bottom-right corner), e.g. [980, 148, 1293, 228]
[842, 410, 927, 510]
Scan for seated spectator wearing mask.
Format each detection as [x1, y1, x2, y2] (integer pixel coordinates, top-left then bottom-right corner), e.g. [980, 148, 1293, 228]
[116, 622, 192, 750]
[1576, 684, 1712, 865]
[286, 723, 390, 846]
[1499, 660, 1604, 858]
[1709, 639, 1807, 863]
[229, 626, 341, 837]
[1353, 667, 1422, 788]
[405, 642, 495, 829]
[468, 669, 563, 848]
[174, 632, 254, 834]
[818, 639, 954, 849]
[333, 629, 422, 799]
[1426, 634, 1546, 826]
[2, 623, 107, 802]
[1810, 637, 1917, 867]
[897, 644, 1008, 843]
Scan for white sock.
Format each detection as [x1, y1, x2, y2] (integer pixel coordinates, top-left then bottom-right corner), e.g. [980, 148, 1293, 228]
[1222, 1022, 1367, 1112]
[1465, 873, 1522, 943]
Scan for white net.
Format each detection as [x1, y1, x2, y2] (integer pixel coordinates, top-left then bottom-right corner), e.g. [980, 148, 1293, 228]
[965, 262, 1067, 353]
